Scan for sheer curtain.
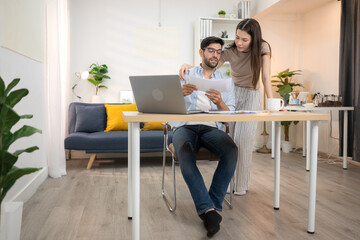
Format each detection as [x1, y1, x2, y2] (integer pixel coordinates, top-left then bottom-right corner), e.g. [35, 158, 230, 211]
[44, 0, 69, 177]
[339, 0, 360, 162]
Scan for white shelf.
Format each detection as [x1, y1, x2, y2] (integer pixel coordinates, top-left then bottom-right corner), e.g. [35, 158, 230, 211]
[199, 17, 243, 22]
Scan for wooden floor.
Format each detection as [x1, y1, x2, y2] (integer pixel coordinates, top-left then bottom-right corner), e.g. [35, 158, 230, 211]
[21, 152, 360, 240]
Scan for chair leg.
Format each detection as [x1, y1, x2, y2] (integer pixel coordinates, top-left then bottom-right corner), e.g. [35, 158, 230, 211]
[161, 154, 177, 212]
[224, 177, 234, 209]
[86, 154, 96, 170]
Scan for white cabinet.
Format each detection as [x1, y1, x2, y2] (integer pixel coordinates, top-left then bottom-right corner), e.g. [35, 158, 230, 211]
[194, 17, 243, 73]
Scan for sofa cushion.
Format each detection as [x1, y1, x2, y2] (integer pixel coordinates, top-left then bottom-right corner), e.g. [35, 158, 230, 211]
[142, 122, 165, 131]
[104, 103, 137, 131]
[75, 104, 106, 132]
[64, 130, 173, 153]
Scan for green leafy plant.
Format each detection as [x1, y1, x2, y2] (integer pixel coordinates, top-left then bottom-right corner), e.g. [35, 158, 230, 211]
[225, 69, 231, 77]
[87, 63, 110, 95]
[271, 68, 303, 141]
[218, 10, 226, 15]
[271, 68, 303, 101]
[0, 76, 42, 206]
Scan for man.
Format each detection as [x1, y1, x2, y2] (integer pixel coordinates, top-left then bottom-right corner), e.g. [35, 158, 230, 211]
[170, 36, 238, 237]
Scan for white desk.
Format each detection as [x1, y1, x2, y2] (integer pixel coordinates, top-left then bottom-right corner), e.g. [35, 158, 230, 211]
[123, 111, 330, 240]
[271, 106, 354, 170]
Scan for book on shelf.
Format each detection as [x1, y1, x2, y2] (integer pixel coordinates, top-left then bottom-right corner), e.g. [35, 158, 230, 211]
[238, 1, 250, 19]
[200, 19, 212, 38]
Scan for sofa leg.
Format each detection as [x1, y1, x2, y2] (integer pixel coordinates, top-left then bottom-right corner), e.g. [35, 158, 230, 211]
[87, 154, 97, 170]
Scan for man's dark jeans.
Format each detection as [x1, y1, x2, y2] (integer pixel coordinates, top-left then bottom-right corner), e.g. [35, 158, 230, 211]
[172, 125, 238, 215]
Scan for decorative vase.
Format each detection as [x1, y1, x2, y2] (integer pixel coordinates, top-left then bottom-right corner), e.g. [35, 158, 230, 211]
[281, 141, 292, 153]
[91, 95, 103, 103]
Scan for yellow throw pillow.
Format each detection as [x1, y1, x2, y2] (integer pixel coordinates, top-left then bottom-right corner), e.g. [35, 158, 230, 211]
[142, 122, 165, 131]
[104, 104, 137, 131]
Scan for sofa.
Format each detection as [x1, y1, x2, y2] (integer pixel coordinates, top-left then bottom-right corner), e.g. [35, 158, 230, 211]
[65, 102, 173, 169]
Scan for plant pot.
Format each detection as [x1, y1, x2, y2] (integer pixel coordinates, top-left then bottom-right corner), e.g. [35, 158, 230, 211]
[281, 141, 292, 153]
[91, 95, 103, 103]
[218, 14, 225, 18]
[0, 201, 23, 240]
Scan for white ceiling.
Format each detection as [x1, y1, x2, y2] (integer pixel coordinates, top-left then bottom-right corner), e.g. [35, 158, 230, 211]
[264, 0, 335, 15]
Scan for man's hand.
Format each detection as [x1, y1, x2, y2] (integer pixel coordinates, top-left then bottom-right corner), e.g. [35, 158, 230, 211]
[182, 84, 197, 96]
[205, 89, 229, 110]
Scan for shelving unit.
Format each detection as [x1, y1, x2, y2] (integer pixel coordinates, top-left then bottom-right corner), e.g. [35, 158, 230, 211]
[194, 17, 243, 73]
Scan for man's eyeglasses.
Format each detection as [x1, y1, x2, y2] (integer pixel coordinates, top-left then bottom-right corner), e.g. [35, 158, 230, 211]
[204, 48, 222, 55]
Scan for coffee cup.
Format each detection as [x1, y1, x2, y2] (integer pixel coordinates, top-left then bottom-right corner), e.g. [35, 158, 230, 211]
[267, 98, 284, 112]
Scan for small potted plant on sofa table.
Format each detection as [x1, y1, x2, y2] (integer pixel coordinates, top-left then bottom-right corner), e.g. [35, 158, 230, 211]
[87, 63, 110, 103]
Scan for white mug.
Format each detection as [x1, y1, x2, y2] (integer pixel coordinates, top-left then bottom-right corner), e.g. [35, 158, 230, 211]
[267, 98, 284, 112]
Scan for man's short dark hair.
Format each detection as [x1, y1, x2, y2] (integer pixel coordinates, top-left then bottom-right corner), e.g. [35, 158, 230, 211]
[200, 36, 224, 50]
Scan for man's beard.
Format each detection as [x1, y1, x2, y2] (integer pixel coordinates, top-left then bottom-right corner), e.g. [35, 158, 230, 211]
[203, 57, 218, 69]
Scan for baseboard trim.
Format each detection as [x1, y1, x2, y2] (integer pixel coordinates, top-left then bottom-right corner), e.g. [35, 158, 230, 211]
[10, 167, 48, 203]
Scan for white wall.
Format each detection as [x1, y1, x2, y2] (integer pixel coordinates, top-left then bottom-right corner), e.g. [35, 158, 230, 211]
[301, 1, 341, 154]
[0, 0, 44, 62]
[69, 0, 240, 102]
[255, 1, 341, 153]
[0, 0, 47, 202]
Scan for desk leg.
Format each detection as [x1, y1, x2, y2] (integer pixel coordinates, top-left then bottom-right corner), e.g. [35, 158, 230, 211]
[130, 122, 140, 240]
[303, 121, 306, 157]
[308, 121, 319, 234]
[271, 121, 275, 159]
[274, 121, 281, 210]
[343, 111, 348, 169]
[128, 125, 133, 219]
[306, 120, 311, 171]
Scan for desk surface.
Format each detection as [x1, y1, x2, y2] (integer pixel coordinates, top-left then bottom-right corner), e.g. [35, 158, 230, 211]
[285, 106, 354, 111]
[122, 111, 330, 122]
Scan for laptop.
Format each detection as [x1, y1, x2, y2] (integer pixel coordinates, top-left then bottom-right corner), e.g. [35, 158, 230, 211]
[129, 75, 201, 114]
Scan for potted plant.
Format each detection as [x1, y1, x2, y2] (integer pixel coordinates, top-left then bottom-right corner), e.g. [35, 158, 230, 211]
[0, 76, 41, 235]
[87, 63, 110, 103]
[271, 68, 303, 152]
[218, 10, 226, 18]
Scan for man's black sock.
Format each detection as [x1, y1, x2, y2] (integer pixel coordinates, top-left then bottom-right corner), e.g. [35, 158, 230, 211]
[204, 210, 222, 237]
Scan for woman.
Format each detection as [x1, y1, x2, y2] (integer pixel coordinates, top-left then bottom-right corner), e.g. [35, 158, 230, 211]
[179, 18, 273, 195]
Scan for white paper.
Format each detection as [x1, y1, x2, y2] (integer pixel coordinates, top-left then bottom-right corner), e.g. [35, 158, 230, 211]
[185, 75, 232, 92]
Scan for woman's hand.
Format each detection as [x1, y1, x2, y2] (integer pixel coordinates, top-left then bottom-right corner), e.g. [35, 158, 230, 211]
[182, 84, 197, 96]
[179, 64, 193, 80]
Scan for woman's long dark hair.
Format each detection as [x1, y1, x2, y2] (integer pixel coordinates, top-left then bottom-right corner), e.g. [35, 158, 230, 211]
[226, 18, 271, 89]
